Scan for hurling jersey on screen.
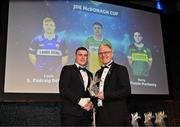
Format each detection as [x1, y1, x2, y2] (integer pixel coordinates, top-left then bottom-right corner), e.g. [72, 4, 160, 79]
[29, 35, 67, 72]
[85, 36, 111, 74]
[128, 44, 152, 77]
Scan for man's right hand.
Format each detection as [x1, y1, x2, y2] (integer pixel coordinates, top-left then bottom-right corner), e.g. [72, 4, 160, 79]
[82, 101, 94, 111]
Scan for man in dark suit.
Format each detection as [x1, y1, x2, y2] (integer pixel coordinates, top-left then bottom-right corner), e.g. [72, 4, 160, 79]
[95, 43, 131, 126]
[59, 47, 94, 126]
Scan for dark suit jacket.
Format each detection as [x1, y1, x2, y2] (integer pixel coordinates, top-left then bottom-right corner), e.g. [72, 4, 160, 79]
[95, 62, 131, 126]
[59, 64, 93, 117]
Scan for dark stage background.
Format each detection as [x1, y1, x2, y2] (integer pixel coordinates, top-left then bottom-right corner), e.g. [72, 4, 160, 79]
[0, 0, 180, 126]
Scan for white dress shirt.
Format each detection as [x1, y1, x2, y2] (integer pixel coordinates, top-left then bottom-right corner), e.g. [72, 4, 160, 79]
[75, 63, 90, 107]
[98, 61, 113, 107]
[75, 63, 88, 91]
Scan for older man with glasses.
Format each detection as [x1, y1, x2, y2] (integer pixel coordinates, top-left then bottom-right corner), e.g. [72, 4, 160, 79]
[94, 43, 131, 126]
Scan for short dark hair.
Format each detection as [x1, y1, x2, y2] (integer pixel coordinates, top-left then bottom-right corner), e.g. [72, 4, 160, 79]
[75, 47, 88, 54]
[92, 22, 103, 28]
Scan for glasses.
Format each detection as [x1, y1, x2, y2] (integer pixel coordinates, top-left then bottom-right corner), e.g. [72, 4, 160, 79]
[98, 51, 112, 56]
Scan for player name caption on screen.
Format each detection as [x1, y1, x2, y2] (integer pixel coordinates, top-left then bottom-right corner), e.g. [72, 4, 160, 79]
[26, 74, 59, 84]
[130, 78, 157, 87]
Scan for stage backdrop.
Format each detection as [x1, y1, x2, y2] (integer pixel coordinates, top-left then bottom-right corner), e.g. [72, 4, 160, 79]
[4, 0, 169, 95]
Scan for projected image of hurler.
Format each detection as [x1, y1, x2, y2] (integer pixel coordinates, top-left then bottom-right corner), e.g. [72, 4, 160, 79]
[127, 31, 152, 77]
[28, 17, 68, 77]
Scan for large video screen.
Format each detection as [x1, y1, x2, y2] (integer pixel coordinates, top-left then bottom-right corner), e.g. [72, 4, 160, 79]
[5, 0, 169, 95]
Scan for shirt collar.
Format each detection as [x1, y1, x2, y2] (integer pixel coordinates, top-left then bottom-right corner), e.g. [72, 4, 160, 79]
[103, 60, 113, 68]
[75, 63, 86, 69]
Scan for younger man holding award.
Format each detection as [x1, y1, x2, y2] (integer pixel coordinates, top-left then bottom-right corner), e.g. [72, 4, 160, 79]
[59, 47, 94, 126]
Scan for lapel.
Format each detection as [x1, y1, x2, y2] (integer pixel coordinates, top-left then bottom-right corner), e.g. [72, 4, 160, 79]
[103, 62, 115, 89]
[86, 70, 92, 88]
[97, 68, 104, 79]
[73, 64, 84, 87]
[96, 62, 115, 88]
[73, 64, 92, 90]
